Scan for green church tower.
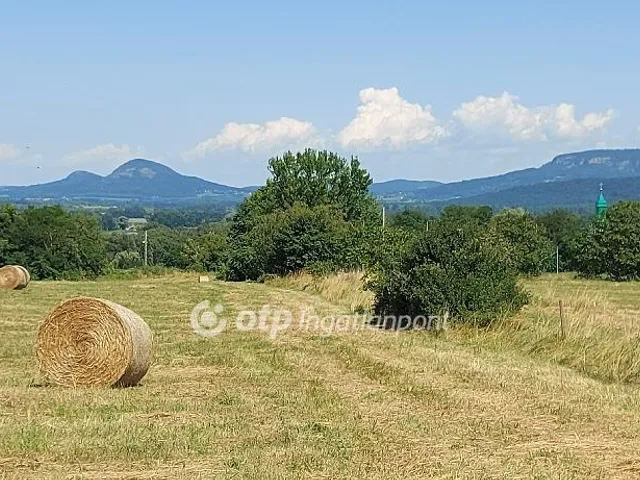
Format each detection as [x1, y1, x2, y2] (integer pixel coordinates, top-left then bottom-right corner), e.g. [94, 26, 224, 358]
[596, 182, 608, 218]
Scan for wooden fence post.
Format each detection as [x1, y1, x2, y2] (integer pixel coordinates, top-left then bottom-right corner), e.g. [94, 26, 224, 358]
[559, 299, 566, 339]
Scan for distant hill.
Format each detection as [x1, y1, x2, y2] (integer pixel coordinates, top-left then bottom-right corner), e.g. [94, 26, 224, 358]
[369, 179, 442, 195]
[0, 159, 253, 204]
[2, 149, 640, 210]
[383, 149, 640, 202]
[430, 176, 640, 213]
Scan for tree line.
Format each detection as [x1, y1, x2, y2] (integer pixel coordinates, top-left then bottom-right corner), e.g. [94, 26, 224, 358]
[2, 149, 640, 324]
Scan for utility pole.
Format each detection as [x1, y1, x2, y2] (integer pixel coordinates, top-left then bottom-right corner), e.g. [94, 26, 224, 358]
[144, 230, 148, 267]
[556, 245, 559, 274]
[382, 205, 386, 228]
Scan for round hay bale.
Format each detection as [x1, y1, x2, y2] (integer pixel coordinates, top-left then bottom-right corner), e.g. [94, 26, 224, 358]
[15, 265, 31, 285]
[36, 297, 153, 388]
[0, 265, 27, 290]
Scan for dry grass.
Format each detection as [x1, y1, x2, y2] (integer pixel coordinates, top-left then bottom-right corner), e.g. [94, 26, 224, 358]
[275, 271, 640, 384]
[1, 273, 640, 478]
[265, 270, 374, 314]
[477, 275, 640, 384]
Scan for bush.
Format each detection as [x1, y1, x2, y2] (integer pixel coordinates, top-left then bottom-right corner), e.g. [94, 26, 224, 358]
[366, 220, 529, 327]
[111, 250, 144, 269]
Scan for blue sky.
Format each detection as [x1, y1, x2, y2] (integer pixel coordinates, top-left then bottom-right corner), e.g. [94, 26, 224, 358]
[1, 1, 638, 186]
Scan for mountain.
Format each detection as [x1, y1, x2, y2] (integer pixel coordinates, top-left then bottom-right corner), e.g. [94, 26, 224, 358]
[382, 149, 640, 202]
[430, 176, 640, 213]
[369, 179, 442, 195]
[2, 149, 640, 210]
[0, 159, 252, 204]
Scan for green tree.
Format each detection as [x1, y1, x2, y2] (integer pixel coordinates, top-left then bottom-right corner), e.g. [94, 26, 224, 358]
[389, 209, 433, 232]
[0, 205, 20, 265]
[440, 205, 493, 229]
[572, 221, 607, 278]
[488, 208, 554, 276]
[146, 226, 190, 269]
[182, 225, 229, 272]
[5, 206, 107, 279]
[232, 149, 380, 234]
[575, 201, 640, 280]
[226, 149, 381, 280]
[536, 209, 586, 271]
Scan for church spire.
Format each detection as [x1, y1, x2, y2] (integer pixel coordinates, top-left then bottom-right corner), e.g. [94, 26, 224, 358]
[596, 183, 608, 218]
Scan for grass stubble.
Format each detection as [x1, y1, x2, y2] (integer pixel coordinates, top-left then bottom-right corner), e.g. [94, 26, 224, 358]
[0, 272, 639, 478]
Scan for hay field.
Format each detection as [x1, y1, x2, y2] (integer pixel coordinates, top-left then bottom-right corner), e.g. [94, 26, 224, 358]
[1, 273, 640, 479]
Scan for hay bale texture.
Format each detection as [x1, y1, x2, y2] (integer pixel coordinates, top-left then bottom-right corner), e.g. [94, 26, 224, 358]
[16, 265, 30, 284]
[36, 297, 153, 387]
[0, 265, 29, 290]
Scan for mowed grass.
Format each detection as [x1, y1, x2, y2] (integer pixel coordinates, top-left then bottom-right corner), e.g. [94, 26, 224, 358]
[1, 274, 640, 478]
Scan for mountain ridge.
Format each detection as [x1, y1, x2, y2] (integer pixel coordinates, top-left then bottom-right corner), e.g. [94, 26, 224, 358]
[429, 175, 639, 214]
[401, 149, 640, 202]
[1, 149, 640, 210]
[0, 159, 252, 203]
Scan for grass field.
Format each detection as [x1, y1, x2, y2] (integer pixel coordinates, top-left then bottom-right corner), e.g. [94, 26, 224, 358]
[2, 273, 640, 479]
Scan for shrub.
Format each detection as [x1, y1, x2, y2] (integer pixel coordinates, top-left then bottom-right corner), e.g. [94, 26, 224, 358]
[111, 251, 144, 270]
[366, 220, 529, 327]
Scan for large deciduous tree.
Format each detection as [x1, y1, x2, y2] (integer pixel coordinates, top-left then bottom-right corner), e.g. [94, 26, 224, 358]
[575, 201, 640, 280]
[1, 205, 107, 279]
[226, 149, 380, 280]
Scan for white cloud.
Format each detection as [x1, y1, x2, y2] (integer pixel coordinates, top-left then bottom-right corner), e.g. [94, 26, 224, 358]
[62, 143, 143, 168]
[453, 92, 615, 141]
[338, 87, 449, 150]
[0, 144, 20, 161]
[185, 117, 321, 158]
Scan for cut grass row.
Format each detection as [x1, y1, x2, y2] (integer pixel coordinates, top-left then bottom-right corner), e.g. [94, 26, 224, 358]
[0, 273, 639, 478]
[269, 271, 640, 384]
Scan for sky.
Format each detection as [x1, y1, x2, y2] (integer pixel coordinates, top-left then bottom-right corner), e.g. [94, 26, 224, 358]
[1, 1, 639, 187]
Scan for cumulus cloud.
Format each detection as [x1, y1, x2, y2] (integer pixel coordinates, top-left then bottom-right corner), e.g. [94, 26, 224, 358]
[338, 87, 449, 150]
[0, 144, 21, 161]
[185, 117, 322, 158]
[453, 92, 615, 141]
[61, 143, 143, 168]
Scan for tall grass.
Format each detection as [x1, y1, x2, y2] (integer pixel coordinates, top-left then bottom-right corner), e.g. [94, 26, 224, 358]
[484, 285, 640, 383]
[270, 271, 640, 384]
[265, 270, 374, 314]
